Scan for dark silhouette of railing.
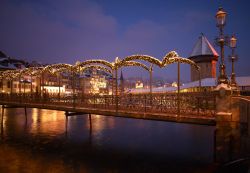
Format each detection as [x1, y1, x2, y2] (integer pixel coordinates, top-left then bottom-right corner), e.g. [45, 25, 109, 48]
[0, 92, 216, 117]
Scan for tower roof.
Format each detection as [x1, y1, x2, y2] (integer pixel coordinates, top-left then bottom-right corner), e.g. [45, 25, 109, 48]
[189, 34, 219, 58]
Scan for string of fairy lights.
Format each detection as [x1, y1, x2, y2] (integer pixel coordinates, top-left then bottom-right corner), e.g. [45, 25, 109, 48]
[0, 51, 200, 80]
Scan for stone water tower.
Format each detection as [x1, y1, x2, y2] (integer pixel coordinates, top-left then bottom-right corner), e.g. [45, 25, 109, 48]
[189, 33, 219, 81]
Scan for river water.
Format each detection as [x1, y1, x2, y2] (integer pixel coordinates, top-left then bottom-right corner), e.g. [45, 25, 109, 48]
[0, 108, 217, 172]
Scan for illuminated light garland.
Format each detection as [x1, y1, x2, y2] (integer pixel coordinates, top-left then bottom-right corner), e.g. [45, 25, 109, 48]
[30, 67, 44, 76]
[163, 57, 200, 71]
[77, 58, 151, 72]
[116, 61, 150, 72]
[1, 70, 21, 80]
[120, 51, 200, 71]
[0, 51, 200, 82]
[161, 51, 179, 66]
[43, 63, 73, 75]
[77, 60, 114, 70]
[19, 67, 41, 76]
[120, 55, 162, 67]
[79, 65, 112, 74]
[0, 71, 4, 79]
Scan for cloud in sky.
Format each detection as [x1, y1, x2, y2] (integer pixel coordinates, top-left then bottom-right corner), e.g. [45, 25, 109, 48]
[0, 0, 119, 62]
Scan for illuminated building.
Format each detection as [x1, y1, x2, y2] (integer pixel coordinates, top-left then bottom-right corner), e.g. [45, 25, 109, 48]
[171, 82, 178, 87]
[80, 69, 109, 95]
[135, 81, 143, 89]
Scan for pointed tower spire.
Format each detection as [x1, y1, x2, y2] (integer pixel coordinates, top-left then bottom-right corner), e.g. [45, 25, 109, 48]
[119, 70, 124, 94]
[120, 70, 124, 81]
[190, 33, 219, 58]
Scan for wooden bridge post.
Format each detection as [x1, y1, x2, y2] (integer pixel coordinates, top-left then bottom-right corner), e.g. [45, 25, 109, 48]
[24, 106, 27, 122]
[88, 114, 92, 145]
[65, 111, 68, 136]
[88, 114, 92, 131]
[1, 105, 4, 139]
[1, 105, 4, 124]
[0, 106, 3, 139]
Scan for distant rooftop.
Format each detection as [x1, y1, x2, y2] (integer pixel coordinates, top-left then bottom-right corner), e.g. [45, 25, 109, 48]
[0, 51, 7, 58]
[189, 33, 219, 58]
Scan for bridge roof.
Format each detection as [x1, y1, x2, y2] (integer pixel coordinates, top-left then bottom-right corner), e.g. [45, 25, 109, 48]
[189, 33, 219, 58]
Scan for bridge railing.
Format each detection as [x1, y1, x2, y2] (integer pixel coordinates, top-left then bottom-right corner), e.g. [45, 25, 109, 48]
[118, 92, 216, 116]
[0, 92, 216, 117]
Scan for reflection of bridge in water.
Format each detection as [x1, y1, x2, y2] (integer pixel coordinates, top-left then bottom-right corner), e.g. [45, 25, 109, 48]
[0, 92, 216, 125]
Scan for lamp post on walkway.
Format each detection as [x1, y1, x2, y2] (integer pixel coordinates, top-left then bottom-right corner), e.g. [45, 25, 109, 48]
[229, 35, 238, 88]
[215, 7, 229, 85]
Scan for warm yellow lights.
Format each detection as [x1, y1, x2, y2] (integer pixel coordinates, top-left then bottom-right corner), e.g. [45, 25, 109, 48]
[135, 81, 144, 89]
[0, 51, 200, 95]
[0, 51, 199, 81]
[42, 85, 66, 94]
[89, 76, 107, 94]
[172, 82, 178, 87]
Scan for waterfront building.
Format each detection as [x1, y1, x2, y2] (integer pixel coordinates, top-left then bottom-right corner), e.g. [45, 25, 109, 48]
[0, 51, 30, 93]
[0, 51, 27, 71]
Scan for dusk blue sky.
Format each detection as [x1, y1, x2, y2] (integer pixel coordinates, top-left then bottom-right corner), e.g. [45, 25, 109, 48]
[0, 0, 249, 82]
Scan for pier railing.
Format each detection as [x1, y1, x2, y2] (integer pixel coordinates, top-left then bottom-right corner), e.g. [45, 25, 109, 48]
[0, 92, 216, 117]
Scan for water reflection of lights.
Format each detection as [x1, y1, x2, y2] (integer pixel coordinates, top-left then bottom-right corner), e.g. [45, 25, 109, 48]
[31, 108, 39, 130]
[0, 109, 7, 130]
[88, 114, 115, 140]
[31, 109, 65, 135]
[0, 116, 6, 136]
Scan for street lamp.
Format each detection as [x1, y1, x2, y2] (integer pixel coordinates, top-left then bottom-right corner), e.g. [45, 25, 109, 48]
[215, 7, 228, 85]
[229, 34, 238, 88]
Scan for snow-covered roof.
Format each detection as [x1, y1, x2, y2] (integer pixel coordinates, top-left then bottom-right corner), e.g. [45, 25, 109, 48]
[182, 78, 216, 89]
[129, 76, 250, 93]
[129, 86, 177, 93]
[189, 33, 219, 58]
[236, 76, 250, 86]
[0, 64, 17, 70]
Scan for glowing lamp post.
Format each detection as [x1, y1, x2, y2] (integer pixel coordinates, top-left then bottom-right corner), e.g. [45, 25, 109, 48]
[229, 35, 238, 88]
[216, 7, 227, 27]
[215, 7, 228, 85]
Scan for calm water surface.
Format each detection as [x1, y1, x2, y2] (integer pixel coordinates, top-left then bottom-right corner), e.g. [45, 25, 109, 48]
[0, 108, 216, 172]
